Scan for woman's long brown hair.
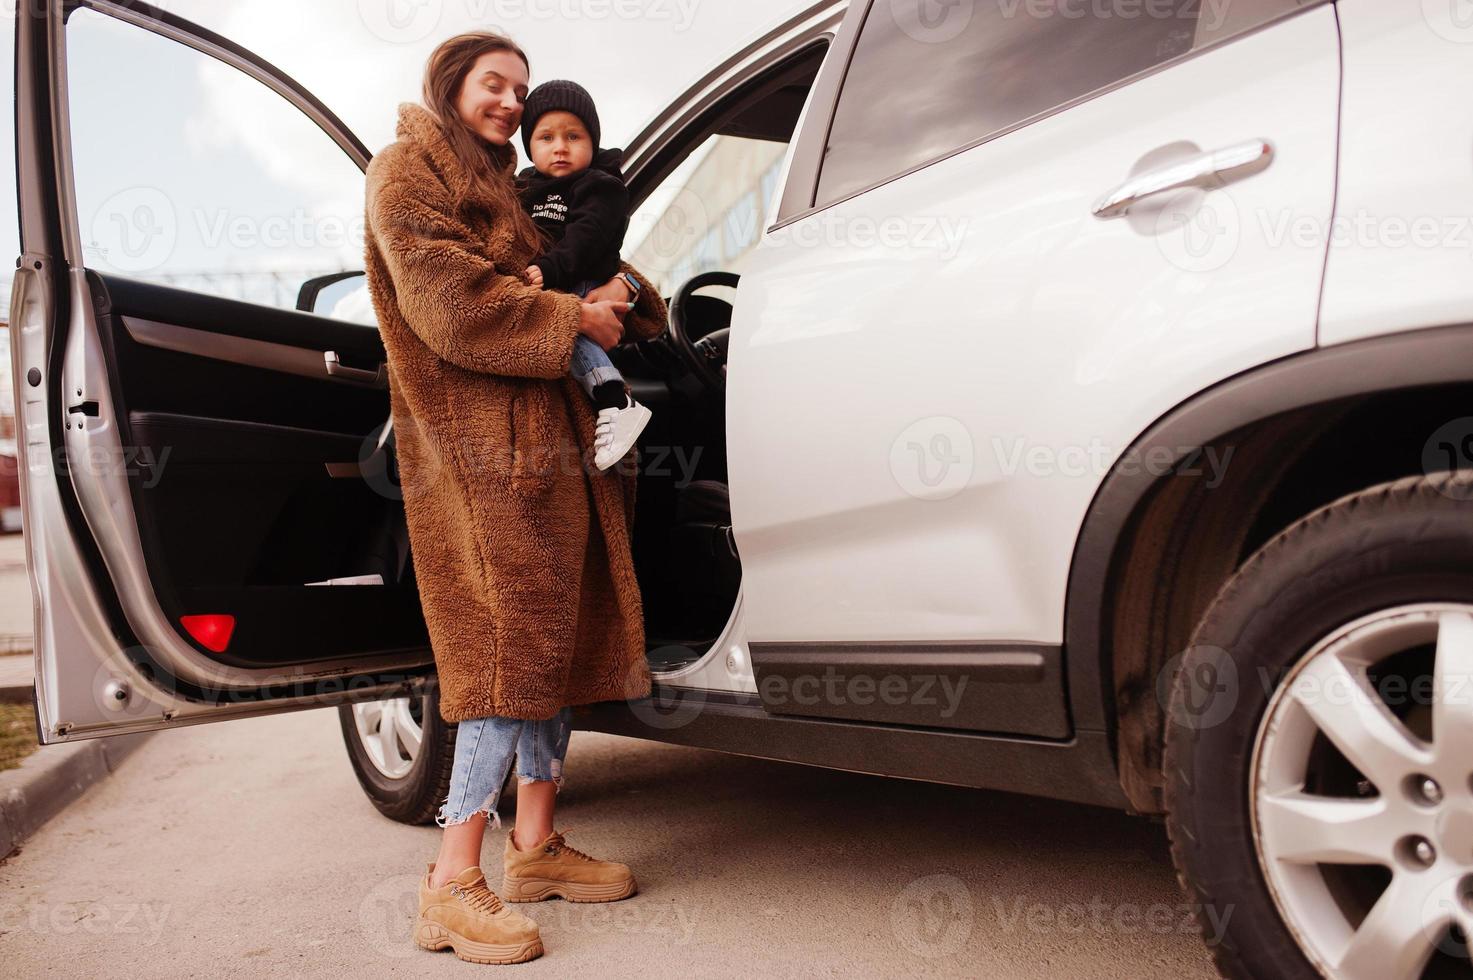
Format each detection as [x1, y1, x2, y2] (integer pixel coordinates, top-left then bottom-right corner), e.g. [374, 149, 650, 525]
[420, 31, 546, 258]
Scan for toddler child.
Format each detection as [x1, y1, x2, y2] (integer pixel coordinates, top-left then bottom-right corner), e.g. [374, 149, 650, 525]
[517, 79, 652, 472]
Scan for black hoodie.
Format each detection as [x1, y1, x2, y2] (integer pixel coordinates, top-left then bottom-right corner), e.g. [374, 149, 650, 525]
[516, 147, 629, 293]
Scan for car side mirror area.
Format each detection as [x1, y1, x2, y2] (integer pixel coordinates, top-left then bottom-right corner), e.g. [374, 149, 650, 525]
[297, 271, 376, 325]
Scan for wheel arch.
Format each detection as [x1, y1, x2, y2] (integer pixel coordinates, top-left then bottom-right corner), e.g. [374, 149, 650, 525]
[1064, 323, 1473, 813]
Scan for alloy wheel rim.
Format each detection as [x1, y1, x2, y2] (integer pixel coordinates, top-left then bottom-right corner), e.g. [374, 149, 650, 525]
[351, 696, 423, 779]
[1250, 604, 1473, 980]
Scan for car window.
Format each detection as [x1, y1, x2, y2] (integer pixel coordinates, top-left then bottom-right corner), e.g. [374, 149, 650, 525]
[626, 134, 787, 296]
[815, 0, 1315, 208]
[64, 9, 370, 322]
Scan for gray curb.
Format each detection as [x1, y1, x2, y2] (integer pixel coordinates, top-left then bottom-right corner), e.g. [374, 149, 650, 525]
[0, 724, 154, 857]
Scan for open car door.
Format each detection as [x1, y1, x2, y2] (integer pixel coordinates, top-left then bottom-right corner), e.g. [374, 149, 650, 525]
[13, 0, 433, 743]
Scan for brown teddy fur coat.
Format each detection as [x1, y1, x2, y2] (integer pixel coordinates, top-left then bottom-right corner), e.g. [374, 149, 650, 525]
[362, 101, 668, 723]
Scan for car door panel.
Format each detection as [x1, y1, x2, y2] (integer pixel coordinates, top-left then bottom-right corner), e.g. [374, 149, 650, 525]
[14, 0, 433, 741]
[728, 6, 1339, 706]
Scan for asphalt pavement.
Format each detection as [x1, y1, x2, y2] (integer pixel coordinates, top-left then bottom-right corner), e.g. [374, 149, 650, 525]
[0, 707, 1218, 978]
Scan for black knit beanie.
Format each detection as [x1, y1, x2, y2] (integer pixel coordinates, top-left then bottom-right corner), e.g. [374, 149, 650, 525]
[521, 80, 601, 158]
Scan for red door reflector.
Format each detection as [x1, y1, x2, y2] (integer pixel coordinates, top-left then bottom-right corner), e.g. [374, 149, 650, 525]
[180, 614, 235, 653]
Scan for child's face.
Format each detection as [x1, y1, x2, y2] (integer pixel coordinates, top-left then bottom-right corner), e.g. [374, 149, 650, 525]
[528, 110, 594, 178]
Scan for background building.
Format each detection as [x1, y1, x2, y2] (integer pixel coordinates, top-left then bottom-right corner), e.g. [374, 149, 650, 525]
[628, 134, 786, 297]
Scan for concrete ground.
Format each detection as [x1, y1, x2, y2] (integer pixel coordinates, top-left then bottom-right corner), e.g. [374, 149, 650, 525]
[0, 708, 1218, 978]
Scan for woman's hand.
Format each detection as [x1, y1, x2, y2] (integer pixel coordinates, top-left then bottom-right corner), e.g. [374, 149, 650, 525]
[579, 300, 631, 351]
[583, 275, 635, 317]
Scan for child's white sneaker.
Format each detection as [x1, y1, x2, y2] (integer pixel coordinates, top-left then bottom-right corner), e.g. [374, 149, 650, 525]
[593, 396, 652, 471]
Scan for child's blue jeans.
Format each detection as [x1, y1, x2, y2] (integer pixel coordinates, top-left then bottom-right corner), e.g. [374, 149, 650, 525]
[569, 277, 625, 399]
[435, 707, 573, 829]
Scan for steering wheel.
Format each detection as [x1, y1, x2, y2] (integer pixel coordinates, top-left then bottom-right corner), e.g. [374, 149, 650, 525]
[667, 270, 738, 393]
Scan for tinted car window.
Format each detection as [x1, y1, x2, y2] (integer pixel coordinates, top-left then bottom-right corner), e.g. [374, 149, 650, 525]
[816, 0, 1309, 207]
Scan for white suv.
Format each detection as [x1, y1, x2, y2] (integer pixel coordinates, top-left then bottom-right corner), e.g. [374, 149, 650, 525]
[12, 2, 1473, 977]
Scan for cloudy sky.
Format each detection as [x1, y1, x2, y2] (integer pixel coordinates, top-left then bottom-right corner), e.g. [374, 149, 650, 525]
[0, 0, 818, 307]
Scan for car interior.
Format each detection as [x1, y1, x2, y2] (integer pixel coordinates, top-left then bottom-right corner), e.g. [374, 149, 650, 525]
[95, 41, 826, 678]
[583, 41, 827, 671]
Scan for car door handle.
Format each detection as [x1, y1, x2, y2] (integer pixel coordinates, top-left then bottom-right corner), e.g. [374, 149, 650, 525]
[1091, 138, 1274, 219]
[323, 350, 387, 388]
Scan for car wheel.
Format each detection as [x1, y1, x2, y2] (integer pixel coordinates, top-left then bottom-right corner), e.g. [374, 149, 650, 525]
[338, 690, 457, 825]
[1165, 472, 1473, 980]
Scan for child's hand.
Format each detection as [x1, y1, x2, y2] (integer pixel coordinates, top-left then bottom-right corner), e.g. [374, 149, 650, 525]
[525, 265, 544, 287]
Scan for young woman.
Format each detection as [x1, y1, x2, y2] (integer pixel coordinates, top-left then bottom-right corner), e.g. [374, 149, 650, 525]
[362, 31, 670, 965]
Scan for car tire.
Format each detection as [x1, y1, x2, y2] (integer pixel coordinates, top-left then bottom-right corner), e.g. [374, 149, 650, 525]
[338, 690, 458, 825]
[1165, 472, 1473, 980]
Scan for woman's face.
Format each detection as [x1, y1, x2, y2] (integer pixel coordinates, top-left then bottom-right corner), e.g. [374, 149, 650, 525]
[453, 50, 530, 146]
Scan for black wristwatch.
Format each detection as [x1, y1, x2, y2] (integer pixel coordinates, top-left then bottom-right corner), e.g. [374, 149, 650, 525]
[618, 271, 641, 304]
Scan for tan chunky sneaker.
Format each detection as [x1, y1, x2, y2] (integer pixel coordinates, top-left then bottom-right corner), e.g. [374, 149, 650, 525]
[415, 862, 543, 964]
[501, 829, 637, 903]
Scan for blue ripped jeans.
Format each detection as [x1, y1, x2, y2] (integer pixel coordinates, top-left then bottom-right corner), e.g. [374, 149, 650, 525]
[569, 277, 625, 399]
[435, 707, 573, 829]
